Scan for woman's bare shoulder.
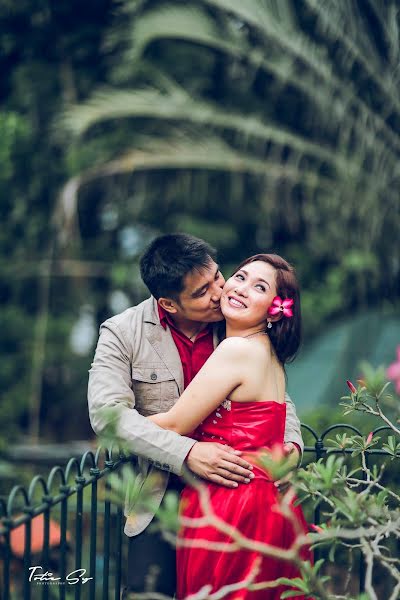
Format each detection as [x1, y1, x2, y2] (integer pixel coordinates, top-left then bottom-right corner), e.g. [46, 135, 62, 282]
[215, 336, 249, 356]
[216, 336, 268, 361]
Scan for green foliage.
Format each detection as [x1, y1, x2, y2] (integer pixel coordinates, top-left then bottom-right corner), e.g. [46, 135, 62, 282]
[61, 0, 399, 339]
[327, 433, 381, 456]
[1, 0, 400, 456]
[294, 368, 400, 597]
[0, 1, 115, 444]
[0, 111, 30, 182]
[383, 436, 400, 460]
[278, 559, 330, 598]
[340, 373, 397, 420]
[257, 446, 298, 481]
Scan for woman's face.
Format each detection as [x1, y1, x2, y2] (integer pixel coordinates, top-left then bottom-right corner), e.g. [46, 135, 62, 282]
[221, 260, 278, 328]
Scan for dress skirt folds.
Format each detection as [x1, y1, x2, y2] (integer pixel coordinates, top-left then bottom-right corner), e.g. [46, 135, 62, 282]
[176, 401, 312, 600]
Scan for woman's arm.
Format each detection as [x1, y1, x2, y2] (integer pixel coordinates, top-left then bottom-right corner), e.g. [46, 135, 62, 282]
[148, 338, 248, 435]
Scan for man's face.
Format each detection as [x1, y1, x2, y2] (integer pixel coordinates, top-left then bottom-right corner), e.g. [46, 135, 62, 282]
[173, 260, 225, 323]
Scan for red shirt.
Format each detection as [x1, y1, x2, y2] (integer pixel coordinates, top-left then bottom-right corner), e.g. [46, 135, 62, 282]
[157, 304, 214, 388]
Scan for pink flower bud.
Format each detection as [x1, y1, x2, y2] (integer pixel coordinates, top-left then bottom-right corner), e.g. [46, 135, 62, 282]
[310, 524, 324, 533]
[346, 380, 357, 394]
[366, 432, 373, 445]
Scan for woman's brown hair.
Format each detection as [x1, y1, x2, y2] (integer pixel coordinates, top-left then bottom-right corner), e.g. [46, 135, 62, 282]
[233, 254, 301, 364]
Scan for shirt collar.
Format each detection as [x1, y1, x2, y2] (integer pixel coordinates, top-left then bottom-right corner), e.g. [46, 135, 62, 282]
[157, 303, 171, 330]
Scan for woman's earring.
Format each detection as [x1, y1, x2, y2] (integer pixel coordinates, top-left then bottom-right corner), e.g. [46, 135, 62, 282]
[267, 321, 272, 329]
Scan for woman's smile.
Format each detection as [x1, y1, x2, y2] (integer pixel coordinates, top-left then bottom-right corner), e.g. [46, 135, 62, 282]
[227, 295, 247, 309]
[220, 260, 279, 328]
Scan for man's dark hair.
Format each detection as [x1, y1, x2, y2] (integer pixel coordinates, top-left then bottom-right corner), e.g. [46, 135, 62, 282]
[140, 233, 217, 300]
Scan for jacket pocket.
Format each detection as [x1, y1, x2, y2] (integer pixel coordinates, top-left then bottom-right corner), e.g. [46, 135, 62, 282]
[131, 366, 178, 413]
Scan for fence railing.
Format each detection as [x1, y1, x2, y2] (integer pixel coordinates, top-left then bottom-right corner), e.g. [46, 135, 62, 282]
[0, 423, 398, 600]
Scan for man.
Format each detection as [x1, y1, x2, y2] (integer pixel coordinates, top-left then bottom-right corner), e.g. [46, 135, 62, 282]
[88, 233, 303, 598]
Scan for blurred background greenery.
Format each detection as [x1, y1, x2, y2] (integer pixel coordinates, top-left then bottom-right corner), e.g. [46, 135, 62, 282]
[1, 0, 399, 457]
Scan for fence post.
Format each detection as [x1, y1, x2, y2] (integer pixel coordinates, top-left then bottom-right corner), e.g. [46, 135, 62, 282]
[313, 437, 325, 564]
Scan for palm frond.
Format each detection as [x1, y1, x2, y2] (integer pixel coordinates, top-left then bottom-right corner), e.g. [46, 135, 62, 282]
[58, 0, 400, 268]
[62, 87, 343, 169]
[58, 132, 340, 236]
[122, 0, 400, 173]
[126, 3, 332, 116]
[203, 0, 400, 159]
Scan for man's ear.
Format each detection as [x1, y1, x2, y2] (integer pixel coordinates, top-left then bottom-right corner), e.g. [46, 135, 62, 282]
[158, 297, 178, 314]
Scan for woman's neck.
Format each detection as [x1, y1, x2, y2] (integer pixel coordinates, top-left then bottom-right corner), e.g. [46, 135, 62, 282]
[225, 322, 267, 339]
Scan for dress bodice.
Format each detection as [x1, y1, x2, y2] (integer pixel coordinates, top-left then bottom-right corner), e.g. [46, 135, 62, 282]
[194, 400, 286, 452]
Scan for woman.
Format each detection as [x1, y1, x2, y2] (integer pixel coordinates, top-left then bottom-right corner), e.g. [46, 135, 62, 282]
[149, 254, 311, 599]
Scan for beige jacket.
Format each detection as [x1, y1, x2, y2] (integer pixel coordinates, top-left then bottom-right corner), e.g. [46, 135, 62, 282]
[88, 297, 303, 536]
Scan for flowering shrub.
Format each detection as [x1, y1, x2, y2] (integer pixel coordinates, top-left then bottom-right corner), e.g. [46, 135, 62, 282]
[289, 366, 400, 599]
[102, 360, 400, 599]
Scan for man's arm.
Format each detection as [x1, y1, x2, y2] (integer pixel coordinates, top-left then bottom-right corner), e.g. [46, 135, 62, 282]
[284, 391, 304, 462]
[88, 321, 253, 486]
[148, 338, 246, 435]
[88, 321, 195, 474]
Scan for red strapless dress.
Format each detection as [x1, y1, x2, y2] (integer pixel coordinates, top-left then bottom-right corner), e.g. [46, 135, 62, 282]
[176, 401, 312, 599]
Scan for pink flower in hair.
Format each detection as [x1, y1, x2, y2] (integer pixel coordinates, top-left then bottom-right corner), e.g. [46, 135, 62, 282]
[268, 296, 294, 318]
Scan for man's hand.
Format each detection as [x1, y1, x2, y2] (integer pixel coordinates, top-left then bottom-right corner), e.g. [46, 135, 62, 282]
[185, 442, 254, 488]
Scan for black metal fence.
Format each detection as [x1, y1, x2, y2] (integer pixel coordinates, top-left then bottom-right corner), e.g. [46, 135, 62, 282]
[0, 424, 398, 600]
[0, 446, 126, 600]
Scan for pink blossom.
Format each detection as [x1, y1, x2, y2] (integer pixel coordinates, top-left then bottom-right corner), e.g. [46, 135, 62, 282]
[267, 443, 286, 462]
[366, 432, 373, 446]
[310, 524, 324, 533]
[346, 380, 357, 394]
[387, 346, 400, 395]
[267, 296, 294, 318]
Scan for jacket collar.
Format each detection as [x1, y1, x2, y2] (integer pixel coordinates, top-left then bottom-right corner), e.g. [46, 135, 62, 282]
[143, 297, 161, 325]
